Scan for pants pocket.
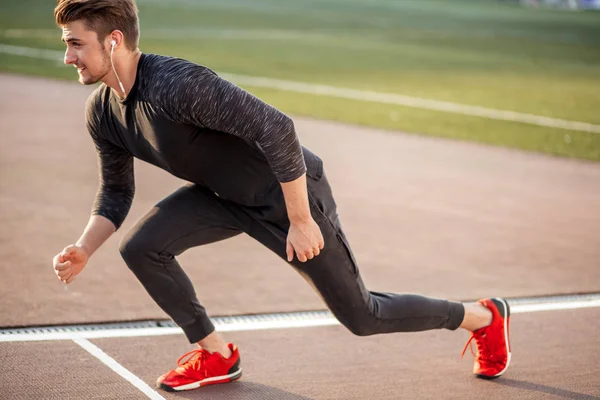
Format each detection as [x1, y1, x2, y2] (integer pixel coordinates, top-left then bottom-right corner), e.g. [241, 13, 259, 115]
[335, 231, 359, 276]
[303, 148, 324, 181]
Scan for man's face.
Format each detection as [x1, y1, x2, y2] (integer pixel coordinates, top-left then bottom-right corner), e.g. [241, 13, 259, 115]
[61, 20, 111, 85]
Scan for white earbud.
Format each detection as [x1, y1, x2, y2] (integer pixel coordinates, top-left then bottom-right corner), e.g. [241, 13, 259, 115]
[110, 40, 116, 48]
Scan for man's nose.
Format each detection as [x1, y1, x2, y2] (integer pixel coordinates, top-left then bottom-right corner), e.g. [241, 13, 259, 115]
[64, 48, 76, 65]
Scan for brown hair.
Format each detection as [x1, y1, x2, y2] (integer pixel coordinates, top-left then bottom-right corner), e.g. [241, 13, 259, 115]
[54, 0, 140, 50]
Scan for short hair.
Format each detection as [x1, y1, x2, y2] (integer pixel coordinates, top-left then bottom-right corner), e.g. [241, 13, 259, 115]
[54, 0, 140, 50]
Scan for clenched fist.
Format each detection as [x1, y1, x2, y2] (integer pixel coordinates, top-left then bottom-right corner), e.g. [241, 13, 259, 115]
[286, 218, 325, 263]
[52, 245, 89, 284]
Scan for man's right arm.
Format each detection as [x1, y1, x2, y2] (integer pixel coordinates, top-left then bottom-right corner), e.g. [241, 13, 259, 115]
[85, 91, 135, 236]
[78, 127, 137, 257]
[53, 92, 135, 283]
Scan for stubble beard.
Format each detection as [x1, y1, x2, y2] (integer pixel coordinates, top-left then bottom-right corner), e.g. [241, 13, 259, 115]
[79, 50, 111, 86]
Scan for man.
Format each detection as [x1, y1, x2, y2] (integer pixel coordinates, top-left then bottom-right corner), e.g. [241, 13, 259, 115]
[51, 0, 511, 393]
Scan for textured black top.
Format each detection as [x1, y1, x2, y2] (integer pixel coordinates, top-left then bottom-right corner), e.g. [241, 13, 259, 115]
[85, 53, 308, 229]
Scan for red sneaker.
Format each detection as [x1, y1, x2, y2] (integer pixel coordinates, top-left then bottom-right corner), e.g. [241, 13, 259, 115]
[157, 343, 242, 391]
[461, 298, 511, 379]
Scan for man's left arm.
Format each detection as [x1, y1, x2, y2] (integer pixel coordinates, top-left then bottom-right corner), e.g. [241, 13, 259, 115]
[157, 64, 323, 262]
[280, 174, 325, 263]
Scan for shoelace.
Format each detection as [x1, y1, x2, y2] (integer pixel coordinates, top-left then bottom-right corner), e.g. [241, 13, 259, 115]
[177, 348, 211, 373]
[461, 330, 494, 362]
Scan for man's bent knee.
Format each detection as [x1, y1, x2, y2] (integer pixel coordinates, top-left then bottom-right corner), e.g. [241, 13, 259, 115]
[118, 231, 150, 267]
[342, 317, 378, 337]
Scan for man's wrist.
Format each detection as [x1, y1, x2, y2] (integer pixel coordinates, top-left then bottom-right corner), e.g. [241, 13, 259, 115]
[289, 213, 312, 225]
[75, 242, 92, 257]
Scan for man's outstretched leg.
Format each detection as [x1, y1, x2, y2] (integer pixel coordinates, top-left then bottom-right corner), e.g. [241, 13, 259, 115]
[119, 184, 249, 391]
[245, 172, 511, 379]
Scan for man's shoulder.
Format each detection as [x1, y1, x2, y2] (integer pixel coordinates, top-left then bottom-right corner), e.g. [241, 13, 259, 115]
[143, 53, 214, 75]
[141, 53, 218, 92]
[140, 53, 220, 118]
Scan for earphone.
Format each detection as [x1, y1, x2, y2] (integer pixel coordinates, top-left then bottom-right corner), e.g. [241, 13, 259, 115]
[109, 39, 126, 95]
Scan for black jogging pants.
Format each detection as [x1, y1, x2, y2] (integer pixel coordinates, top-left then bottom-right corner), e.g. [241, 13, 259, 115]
[119, 169, 465, 343]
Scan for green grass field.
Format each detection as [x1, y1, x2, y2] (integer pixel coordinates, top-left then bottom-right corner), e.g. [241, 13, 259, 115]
[1, 0, 599, 160]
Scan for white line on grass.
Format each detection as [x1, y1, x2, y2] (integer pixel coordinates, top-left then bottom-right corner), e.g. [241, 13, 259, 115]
[2, 298, 600, 342]
[72, 338, 166, 400]
[0, 43, 64, 62]
[2, 43, 599, 134]
[1, 28, 329, 41]
[219, 73, 600, 134]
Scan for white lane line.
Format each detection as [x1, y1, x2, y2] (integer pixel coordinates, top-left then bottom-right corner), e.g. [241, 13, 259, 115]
[72, 338, 165, 400]
[2, 328, 184, 342]
[511, 299, 600, 313]
[1, 298, 599, 342]
[0, 317, 340, 342]
[1, 43, 599, 134]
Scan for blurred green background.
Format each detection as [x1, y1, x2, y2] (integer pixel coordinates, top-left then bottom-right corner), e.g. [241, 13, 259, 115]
[1, 0, 599, 160]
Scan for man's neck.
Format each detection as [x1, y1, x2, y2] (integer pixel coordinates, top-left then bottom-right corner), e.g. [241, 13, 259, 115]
[104, 50, 142, 100]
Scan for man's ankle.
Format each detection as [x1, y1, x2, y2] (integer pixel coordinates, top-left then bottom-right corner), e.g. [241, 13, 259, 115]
[197, 331, 232, 358]
[217, 345, 233, 359]
[201, 344, 232, 359]
[460, 302, 493, 332]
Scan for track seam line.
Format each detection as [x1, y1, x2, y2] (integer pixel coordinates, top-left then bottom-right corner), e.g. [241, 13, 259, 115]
[1, 43, 599, 134]
[2, 296, 600, 342]
[72, 337, 165, 400]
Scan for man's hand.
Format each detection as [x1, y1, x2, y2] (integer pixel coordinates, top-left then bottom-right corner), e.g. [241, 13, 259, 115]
[52, 245, 90, 284]
[286, 218, 325, 263]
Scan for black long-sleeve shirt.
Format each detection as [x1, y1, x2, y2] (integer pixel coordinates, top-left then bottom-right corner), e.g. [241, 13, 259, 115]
[86, 53, 312, 230]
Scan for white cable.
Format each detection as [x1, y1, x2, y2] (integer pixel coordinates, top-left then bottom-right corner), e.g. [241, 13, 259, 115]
[110, 41, 126, 95]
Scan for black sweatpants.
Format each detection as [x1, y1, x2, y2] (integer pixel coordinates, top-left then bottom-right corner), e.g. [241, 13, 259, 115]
[119, 170, 465, 343]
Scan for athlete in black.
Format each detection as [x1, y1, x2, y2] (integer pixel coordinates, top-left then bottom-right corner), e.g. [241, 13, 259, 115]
[52, 0, 511, 392]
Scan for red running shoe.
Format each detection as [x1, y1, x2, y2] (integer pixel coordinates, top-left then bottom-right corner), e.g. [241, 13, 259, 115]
[157, 343, 242, 391]
[462, 298, 511, 379]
